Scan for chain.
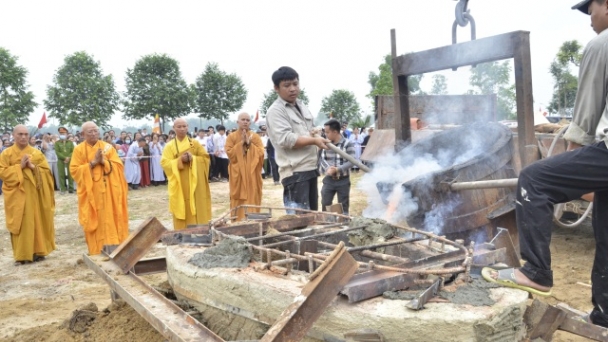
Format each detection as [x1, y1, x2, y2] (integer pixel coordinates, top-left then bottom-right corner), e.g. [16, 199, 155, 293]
[452, 0, 476, 45]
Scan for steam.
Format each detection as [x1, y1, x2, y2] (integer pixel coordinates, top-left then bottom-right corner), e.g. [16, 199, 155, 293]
[359, 126, 489, 235]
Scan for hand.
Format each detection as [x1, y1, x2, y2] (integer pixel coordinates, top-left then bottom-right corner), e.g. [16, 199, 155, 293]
[20, 155, 30, 169]
[310, 128, 321, 137]
[567, 141, 583, 151]
[313, 137, 330, 150]
[27, 160, 35, 170]
[242, 129, 251, 145]
[181, 152, 192, 163]
[326, 166, 337, 176]
[94, 149, 103, 164]
[65, 157, 70, 163]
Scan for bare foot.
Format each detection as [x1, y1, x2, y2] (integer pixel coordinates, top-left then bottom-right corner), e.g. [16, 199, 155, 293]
[489, 268, 552, 292]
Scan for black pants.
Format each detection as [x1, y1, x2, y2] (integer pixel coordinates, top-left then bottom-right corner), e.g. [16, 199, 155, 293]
[282, 171, 318, 211]
[208, 154, 217, 179]
[517, 141, 608, 328]
[216, 157, 229, 179]
[321, 176, 350, 215]
[269, 158, 280, 182]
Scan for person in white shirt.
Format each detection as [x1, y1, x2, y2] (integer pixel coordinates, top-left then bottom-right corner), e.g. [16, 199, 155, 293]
[213, 125, 229, 182]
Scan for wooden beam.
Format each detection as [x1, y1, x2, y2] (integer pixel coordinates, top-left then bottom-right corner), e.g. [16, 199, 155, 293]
[392, 31, 528, 76]
[513, 32, 537, 168]
[525, 299, 567, 341]
[261, 242, 358, 342]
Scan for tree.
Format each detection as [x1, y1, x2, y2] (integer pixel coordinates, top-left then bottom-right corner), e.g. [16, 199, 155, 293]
[0, 48, 36, 132]
[320, 89, 361, 123]
[259, 88, 309, 116]
[467, 61, 515, 120]
[44, 52, 118, 128]
[430, 74, 448, 95]
[123, 54, 191, 131]
[367, 54, 424, 100]
[192, 62, 247, 122]
[351, 115, 373, 129]
[548, 41, 582, 116]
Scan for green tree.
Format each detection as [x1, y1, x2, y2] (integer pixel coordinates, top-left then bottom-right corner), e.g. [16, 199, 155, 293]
[0, 48, 36, 132]
[548, 41, 582, 116]
[320, 89, 361, 123]
[192, 62, 247, 122]
[45, 51, 118, 128]
[259, 88, 309, 116]
[123, 54, 191, 131]
[467, 61, 515, 119]
[351, 115, 373, 129]
[430, 74, 448, 95]
[367, 54, 423, 100]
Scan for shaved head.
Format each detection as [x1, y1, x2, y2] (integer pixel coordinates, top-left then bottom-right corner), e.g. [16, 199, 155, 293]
[237, 112, 250, 120]
[13, 124, 27, 135]
[237, 112, 251, 130]
[82, 121, 100, 145]
[82, 121, 97, 132]
[173, 118, 188, 139]
[12, 125, 29, 149]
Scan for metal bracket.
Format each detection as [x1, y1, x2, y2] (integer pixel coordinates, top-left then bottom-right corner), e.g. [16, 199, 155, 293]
[406, 277, 442, 310]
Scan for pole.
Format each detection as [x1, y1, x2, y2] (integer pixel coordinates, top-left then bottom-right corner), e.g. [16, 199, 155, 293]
[326, 142, 371, 173]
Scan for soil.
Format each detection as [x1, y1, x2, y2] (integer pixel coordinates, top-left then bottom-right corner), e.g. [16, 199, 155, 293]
[0, 174, 598, 341]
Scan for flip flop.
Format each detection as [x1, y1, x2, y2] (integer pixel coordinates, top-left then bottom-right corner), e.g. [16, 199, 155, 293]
[482, 267, 552, 297]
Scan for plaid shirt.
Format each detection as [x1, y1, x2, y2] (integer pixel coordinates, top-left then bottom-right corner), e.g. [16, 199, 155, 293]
[319, 136, 355, 178]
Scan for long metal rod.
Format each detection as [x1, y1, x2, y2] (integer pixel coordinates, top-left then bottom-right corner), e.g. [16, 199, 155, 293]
[449, 178, 518, 191]
[259, 225, 368, 249]
[246, 222, 352, 243]
[326, 142, 371, 173]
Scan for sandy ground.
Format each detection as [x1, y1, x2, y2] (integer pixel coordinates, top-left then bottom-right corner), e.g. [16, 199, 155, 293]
[0, 173, 597, 342]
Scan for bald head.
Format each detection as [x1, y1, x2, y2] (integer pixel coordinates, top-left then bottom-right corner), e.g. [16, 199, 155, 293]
[82, 121, 100, 145]
[13, 125, 29, 149]
[237, 112, 251, 130]
[173, 118, 188, 140]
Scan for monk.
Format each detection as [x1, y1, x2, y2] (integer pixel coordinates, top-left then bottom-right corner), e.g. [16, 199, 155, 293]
[225, 112, 264, 220]
[70, 121, 129, 255]
[160, 118, 211, 229]
[0, 125, 55, 264]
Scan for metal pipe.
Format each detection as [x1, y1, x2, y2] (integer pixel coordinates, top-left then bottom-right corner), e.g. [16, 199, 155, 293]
[326, 142, 371, 173]
[448, 178, 518, 191]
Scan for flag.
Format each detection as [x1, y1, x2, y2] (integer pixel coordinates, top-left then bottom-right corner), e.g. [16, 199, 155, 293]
[37, 112, 48, 129]
[254, 110, 259, 123]
[153, 114, 161, 134]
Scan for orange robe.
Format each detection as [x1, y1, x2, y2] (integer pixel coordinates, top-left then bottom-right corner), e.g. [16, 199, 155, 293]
[225, 131, 264, 221]
[160, 137, 211, 230]
[70, 140, 129, 255]
[0, 145, 55, 261]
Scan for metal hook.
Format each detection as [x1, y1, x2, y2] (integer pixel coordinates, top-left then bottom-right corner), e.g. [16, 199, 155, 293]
[451, 0, 477, 70]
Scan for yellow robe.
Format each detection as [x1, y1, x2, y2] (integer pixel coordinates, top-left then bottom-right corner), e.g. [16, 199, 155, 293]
[225, 131, 264, 221]
[0, 145, 55, 261]
[70, 140, 129, 255]
[160, 137, 211, 230]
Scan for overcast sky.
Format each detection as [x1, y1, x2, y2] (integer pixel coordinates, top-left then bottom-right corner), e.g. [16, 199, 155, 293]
[1, 0, 596, 128]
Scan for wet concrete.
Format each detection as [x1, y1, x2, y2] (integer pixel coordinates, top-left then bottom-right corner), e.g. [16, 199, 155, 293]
[348, 217, 396, 246]
[188, 236, 252, 269]
[439, 278, 500, 306]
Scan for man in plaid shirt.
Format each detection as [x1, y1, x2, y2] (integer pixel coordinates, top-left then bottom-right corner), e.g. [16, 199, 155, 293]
[319, 119, 355, 215]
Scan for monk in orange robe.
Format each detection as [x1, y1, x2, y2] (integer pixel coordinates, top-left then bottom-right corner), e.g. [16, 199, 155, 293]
[160, 118, 212, 230]
[226, 112, 264, 221]
[70, 121, 129, 255]
[0, 125, 55, 264]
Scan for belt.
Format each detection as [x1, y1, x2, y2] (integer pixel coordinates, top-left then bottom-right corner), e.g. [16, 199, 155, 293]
[326, 174, 349, 180]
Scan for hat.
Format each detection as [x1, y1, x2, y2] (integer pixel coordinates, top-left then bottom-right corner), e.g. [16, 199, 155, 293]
[58, 126, 68, 133]
[572, 0, 593, 14]
[35, 139, 42, 143]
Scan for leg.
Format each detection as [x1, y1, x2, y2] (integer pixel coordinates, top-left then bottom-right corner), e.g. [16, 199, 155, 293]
[517, 142, 608, 288]
[57, 160, 67, 192]
[270, 158, 280, 182]
[590, 190, 608, 328]
[336, 178, 351, 215]
[66, 160, 75, 192]
[320, 177, 337, 211]
[308, 176, 318, 211]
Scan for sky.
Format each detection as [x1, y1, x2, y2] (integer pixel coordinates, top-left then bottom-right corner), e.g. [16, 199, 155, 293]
[0, 0, 596, 129]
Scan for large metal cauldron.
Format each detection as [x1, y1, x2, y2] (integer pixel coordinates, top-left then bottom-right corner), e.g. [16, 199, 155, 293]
[377, 122, 515, 235]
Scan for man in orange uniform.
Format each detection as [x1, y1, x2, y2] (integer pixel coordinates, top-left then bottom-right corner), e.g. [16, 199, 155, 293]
[70, 121, 129, 255]
[226, 112, 264, 220]
[160, 118, 212, 230]
[0, 125, 55, 264]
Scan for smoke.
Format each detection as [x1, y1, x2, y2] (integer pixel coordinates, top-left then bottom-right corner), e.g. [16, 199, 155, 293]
[359, 125, 490, 235]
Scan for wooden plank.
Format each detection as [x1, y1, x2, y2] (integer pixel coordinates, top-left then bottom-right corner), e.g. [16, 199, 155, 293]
[525, 299, 567, 341]
[83, 254, 224, 342]
[261, 242, 358, 342]
[513, 32, 537, 168]
[110, 217, 168, 274]
[556, 303, 608, 341]
[393, 31, 526, 76]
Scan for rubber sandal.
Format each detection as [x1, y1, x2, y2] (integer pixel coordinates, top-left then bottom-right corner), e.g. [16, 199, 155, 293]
[481, 267, 552, 297]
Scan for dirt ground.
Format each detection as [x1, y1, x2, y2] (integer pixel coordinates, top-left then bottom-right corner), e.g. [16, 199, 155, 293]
[0, 173, 597, 342]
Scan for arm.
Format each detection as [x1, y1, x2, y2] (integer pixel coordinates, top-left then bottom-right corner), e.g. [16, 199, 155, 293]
[267, 106, 328, 150]
[564, 42, 607, 149]
[337, 142, 355, 173]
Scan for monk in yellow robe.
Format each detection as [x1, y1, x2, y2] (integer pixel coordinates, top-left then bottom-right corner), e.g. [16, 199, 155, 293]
[0, 125, 55, 264]
[226, 112, 264, 221]
[161, 118, 211, 230]
[70, 121, 129, 255]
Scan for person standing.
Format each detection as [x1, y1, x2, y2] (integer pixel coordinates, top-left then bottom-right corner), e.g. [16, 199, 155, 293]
[42, 134, 60, 190]
[225, 112, 265, 220]
[149, 133, 166, 185]
[160, 118, 212, 230]
[206, 127, 217, 181]
[125, 138, 144, 190]
[319, 119, 355, 215]
[70, 121, 129, 255]
[267, 139, 280, 185]
[55, 127, 75, 194]
[483, 0, 608, 328]
[213, 125, 229, 182]
[0, 125, 56, 264]
[348, 127, 364, 172]
[139, 138, 151, 188]
[266, 66, 328, 210]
